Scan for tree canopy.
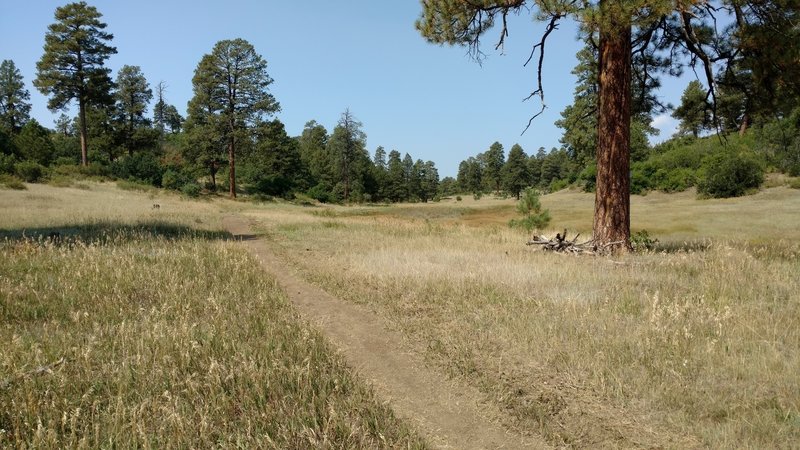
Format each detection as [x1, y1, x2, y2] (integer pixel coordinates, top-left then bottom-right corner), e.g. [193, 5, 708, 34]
[34, 1, 116, 166]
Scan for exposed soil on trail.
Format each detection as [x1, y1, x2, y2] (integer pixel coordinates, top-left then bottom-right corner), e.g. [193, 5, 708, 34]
[224, 215, 548, 449]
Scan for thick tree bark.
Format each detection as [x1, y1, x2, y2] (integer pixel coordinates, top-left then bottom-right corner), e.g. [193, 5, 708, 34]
[210, 161, 217, 192]
[228, 134, 236, 198]
[593, 10, 632, 251]
[78, 97, 88, 167]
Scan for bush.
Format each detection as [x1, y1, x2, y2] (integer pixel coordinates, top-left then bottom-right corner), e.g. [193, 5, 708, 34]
[111, 153, 165, 186]
[456, 195, 462, 201]
[161, 168, 196, 192]
[307, 183, 333, 203]
[631, 230, 659, 252]
[788, 178, 800, 189]
[52, 162, 111, 179]
[578, 163, 596, 192]
[14, 160, 47, 183]
[698, 150, 764, 198]
[0, 174, 26, 190]
[181, 182, 201, 198]
[0, 153, 18, 174]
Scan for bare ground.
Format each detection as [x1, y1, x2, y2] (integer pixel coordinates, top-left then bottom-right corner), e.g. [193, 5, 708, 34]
[223, 215, 548, 450]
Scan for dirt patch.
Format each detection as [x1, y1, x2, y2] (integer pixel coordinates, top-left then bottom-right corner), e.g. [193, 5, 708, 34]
[224, 215, 548, 449]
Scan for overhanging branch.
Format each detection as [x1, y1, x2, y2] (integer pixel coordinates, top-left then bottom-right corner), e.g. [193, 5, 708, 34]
[521, 13, 562, 135]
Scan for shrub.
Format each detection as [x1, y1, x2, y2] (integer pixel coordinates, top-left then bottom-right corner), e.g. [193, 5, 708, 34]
[473, 192, 482, 200]
[111, 153, 165, 186]
[0, 153, 17, 174]
[14, 160, 47, 182]
[631, 229, 659, 252]
[789, 178, 800, 189]
[578, 163, 597, 192]
[0, 174, 26, 190]
[161, 169, 196, 191]
[698, 150, 764, 198]
[181, 182, 201, 198]
[307, 183, 333, 203]
[456, 195, 462, 201]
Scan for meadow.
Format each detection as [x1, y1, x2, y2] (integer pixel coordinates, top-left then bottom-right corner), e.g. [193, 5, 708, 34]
[0, 183, 426, 449]
[2, 181, 799, 448]
[249, 187, 800, 448]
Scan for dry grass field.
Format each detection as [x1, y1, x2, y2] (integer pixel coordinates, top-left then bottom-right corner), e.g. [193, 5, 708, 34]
[247, 187, 800, 448]
[0, 182, 427, 449]
[3, 181, 799, 448]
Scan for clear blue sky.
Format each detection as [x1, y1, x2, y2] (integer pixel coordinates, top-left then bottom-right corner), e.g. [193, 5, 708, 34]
[1, 1, 689, 177]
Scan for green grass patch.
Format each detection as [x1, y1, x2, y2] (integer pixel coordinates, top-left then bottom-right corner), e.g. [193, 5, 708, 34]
[0, 229, 426, 448]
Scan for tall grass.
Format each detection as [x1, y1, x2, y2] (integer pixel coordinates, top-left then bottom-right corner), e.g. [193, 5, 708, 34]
[0, 185, 427, 448]
[253, 188, 800, 448]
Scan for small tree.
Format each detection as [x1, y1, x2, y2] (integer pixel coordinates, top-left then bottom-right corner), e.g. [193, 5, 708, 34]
[672, 80, 711, 138]
[509, 187, 551, 235]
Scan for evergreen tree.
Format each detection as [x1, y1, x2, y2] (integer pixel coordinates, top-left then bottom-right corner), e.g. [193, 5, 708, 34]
[460, 156, 483, 194]
[153, 81, 167, 133]
[373, 146, 387, 170]
[328, 109, 369, 202]
[482, 141, 505, 193]
[15, 119, 55, 166]
[386, 150, 406, 201]
[163, 105, 183, 133]
[372, 146, 388, 200]
[0, 60, 31, 134]
[185, 66, 225, 191]
[555, 45, 598, 165]
[419, 160, 440, 202]
[114, 65, 153, 156]
[298, 120, 331, 189]
[672, 80, 711, 138]
[502, 143, 529, 199]
[417, 0, 722, 249]
[402, 153, 415, 199]
[189, 39, 279, 197]
[54, 113, 73, 136]
[243, 119, 307, 197]
[35, 1, 116, 166]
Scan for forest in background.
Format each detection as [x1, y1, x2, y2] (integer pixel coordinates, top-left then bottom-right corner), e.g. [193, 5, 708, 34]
[1, 2, 799, 202]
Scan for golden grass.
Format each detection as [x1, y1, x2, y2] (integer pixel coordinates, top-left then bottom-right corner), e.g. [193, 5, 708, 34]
[249, 187, 800, 448]
[0, 184, 427, 449]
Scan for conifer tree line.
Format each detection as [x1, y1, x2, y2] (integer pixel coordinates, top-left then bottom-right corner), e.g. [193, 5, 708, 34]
[0, 2, 442, 203]
[2, 1, 798, 208]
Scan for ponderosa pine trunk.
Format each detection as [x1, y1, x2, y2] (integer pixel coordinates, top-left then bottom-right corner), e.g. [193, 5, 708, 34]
[593, 9, 632, 251]
[228, 133, 236, 198]
[78, 96, 89, 166]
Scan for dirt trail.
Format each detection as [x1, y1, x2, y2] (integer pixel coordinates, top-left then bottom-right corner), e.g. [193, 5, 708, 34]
[224, 215, 548, 449]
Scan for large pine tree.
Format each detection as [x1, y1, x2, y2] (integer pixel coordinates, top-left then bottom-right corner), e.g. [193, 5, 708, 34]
[35, 1, 116, 166]
[416, 0, 723, 250]
[189, 39, 279, 198]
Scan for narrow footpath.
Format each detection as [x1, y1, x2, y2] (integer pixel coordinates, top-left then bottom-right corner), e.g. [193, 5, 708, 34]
[223, 215, 547, 450]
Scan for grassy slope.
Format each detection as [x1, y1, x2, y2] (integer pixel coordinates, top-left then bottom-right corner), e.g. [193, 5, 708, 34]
[250, 188, 800, 448]
[0, 183, 427, 449]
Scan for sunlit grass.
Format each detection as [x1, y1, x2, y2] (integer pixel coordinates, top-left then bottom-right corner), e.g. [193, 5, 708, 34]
[0, 184, 427, 449]
[251, 187, 800, 448]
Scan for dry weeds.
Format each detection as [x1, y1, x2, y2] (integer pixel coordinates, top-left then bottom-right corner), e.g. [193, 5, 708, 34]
[250, 188, 800, 448]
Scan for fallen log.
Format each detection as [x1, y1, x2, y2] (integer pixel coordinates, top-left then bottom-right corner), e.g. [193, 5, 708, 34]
[526, 230, 624, 255]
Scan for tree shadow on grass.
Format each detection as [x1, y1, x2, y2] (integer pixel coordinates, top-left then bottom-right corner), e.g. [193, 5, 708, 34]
[0, 220, 232, 245]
